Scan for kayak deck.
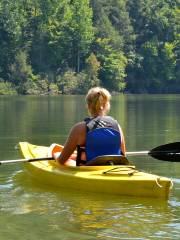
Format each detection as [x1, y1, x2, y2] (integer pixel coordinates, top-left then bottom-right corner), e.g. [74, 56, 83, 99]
[19, 142, 172, 199]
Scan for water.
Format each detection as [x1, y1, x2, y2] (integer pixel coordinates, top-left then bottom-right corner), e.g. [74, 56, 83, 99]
[0, 95, 180, 239]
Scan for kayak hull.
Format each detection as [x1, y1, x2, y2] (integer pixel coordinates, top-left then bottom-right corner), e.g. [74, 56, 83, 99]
[19, 142, 172, 199]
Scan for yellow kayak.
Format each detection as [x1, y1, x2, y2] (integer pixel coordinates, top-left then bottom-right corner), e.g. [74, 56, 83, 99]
[19, 142, 172, 199]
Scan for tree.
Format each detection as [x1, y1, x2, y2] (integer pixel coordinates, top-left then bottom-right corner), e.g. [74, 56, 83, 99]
[71, 0, 94, 72]
[91, 0, 134, 51]
[96, 38, 127, 91]
[48, 0, 94, 74]
[24, 0, 57, 74]
[9, 50, 35, 94]
[0, 0, 179, 94]
[84, 53, 100, 88]
[126, 0, 180, 92]
[0, 0, 26, 80]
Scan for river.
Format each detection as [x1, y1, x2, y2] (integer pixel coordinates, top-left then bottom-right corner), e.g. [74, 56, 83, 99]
[0, 94, 179, 239]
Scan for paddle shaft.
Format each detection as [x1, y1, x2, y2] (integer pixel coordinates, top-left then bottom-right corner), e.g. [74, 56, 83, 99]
[126, 151, 149, 156]
[126, 151, 180, 156]
[127, 148, 180, 162]
[1, 142, 180, 164]
[0, 157, 53, 165]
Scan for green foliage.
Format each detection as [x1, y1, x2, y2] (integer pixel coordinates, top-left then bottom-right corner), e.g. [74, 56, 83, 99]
[84, 53, 100, 88]
[0, 0, 179, 94]
[96, 38, 127, 91]
[0, 1, 25, 79]
[71, 0, 94, 72]
[73, 71, 90, 94]
[47, 0, 94, 73]
[57, 66, 98, 94]
[91, 0, 133, 49]
[25, 78, 49, 95]
[160, 42, 176, 80]
[0, 80, 17, 95]
[48, 83, 60, 95]
[9, 50, 35, 94]
[126, 0, 180, 93]
[57, 69, 79, 94]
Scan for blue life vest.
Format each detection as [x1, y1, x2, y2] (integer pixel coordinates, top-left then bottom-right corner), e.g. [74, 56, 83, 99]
[85, 116, 122, 162]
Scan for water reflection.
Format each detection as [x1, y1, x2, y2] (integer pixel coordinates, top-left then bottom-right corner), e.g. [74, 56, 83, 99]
[1, 170, 176, 239]
[0, 95, 180, 239]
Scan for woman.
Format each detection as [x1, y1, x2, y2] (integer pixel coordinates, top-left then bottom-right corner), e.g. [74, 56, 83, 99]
[54, 87, 126, 165]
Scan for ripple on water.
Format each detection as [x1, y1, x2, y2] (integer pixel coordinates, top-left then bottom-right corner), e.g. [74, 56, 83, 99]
[172, 178, 180, 184]
[169, 199, 180, 207]
[0, 176, 13, 190]
[0, 169, 180, 240]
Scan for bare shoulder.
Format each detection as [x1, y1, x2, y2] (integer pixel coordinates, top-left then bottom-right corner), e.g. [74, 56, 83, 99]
[69, 121, 86, 145]
[70, 121, 86, 134]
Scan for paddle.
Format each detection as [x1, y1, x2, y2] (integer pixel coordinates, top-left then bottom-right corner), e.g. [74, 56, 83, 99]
[126, 142, 180, 162]
[0, 142, 179, 165]
[0, 157, 53, 165]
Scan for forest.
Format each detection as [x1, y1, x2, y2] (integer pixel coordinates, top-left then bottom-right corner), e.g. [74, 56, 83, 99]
[0, 0, 179, 95]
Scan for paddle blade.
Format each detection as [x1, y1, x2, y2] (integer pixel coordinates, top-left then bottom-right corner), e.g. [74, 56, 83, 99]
[149, 142, 180, 162]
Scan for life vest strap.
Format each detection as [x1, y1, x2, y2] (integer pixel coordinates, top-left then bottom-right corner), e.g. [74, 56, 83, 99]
[76, 145, 86, 166]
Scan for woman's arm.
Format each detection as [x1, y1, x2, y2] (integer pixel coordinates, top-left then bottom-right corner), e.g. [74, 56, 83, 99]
[56, 122, 86, 165]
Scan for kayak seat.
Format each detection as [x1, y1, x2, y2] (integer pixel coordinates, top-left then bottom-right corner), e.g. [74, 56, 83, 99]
[85, 155, 130, 166]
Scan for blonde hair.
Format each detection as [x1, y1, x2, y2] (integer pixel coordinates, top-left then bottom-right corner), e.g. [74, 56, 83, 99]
[85, 87, 111, 116]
